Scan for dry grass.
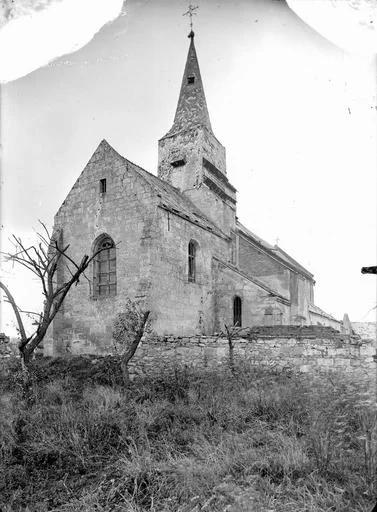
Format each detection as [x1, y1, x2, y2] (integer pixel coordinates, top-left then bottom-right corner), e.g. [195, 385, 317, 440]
[0, 357, 376, 511]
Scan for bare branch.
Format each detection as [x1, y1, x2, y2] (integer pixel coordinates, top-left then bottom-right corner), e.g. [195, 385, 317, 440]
[12, 236, 38, 266]
[19, 309, 43, 318]
[3, 254, 41, 278]
[36, 231, 50, 248]
[0, 281, 28, 346]
[81, 271, 93, 292]
[63, 262, 75, 279]
[38, 220, 52, 243]
[38, 242, 48, 264]
[2, 300, 41, 318]
[2, 222, 120, 366]
[54, 240, 79, 271]
[113, 305, 150, 384]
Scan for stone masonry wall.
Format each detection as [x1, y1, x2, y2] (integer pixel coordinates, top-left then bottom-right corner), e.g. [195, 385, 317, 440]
[127, 328, 377, 396]
[212, 260, 291, 330]
[45, 138, 243, 351]
[45, 140, 161, 355]
[158, 127, 235, 236]
[147, 206, 230, 336]
[352, 322, 376, 341]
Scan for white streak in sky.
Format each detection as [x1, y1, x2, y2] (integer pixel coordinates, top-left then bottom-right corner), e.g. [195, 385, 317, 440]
[0, 0, 124, 82]
[287, 0, 377, 54]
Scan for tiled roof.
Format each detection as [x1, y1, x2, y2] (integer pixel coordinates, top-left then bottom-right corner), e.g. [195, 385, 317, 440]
[105, 144, 227, 239]
[77, 140, 227, 240]
[237, 222, 275, 250]
[135, 165, 227, 238]
[309, 304, 340, 323]
[214, 257, 290, 304]
[270, 246, 313, 278]
[237, 221, 314, 279]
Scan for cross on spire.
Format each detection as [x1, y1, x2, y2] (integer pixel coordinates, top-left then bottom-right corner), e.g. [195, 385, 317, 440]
[183, 4, 198, 37]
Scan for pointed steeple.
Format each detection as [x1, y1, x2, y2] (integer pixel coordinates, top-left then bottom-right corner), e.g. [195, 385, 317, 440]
[158, 29, 237, 235]
[166, 32, 212, 137]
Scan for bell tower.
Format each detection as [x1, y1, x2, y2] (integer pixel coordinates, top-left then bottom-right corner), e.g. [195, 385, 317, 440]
[158, 29, 237, 235]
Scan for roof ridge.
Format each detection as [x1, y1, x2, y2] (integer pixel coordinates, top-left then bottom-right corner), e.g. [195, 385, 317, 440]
[114, 146, 227, 238]
[271, 245, 313, 276]
[236, 220, 314, 279]
[213, 256, 290, 304]
[309, 303, 340, 322]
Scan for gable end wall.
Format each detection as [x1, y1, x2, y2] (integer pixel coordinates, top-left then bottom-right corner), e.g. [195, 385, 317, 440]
[48, 143, 160, 355]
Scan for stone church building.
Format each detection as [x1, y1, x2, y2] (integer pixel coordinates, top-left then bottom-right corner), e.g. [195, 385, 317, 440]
[47, 32, 341, 355]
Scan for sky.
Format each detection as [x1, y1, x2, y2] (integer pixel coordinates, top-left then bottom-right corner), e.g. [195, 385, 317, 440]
[1, 0, 376, 335]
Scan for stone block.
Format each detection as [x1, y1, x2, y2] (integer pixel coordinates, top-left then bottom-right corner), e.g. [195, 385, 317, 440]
[317, 358, 334, 367]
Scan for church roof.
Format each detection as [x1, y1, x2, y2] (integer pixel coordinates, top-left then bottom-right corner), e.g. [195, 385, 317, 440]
[134, 163, 227, 239]
[237, 222, 275, 251]
[270, 246, 314, 280]
[163, 32, 212, 138]
[214, 257, 290, 305]
[309, 304, 340, 323]
[93, 140, 227, 239]
[237, 221, 314, 280]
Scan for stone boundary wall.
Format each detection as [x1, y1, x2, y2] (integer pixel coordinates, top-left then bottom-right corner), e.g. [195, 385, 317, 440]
[129, 332, 377, 395]
[352, 322, 376, 341]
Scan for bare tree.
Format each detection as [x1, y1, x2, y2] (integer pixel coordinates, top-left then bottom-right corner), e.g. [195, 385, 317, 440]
[0, 222, 114, 371]
[223, 324, 250, 374]
[112, 299, 150, 383]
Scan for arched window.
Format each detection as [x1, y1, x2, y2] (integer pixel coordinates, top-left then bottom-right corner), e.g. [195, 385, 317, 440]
[188, 240, 197, 282]
[233, 296, 242, 327]
[93, 235, 116, 297]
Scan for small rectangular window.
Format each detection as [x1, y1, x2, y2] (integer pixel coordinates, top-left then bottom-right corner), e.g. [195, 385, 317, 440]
[187, 76, 195, 84]
[188, 241, 196, 283]
[171, 159, 185, 168]
[100, 178, 107, 193]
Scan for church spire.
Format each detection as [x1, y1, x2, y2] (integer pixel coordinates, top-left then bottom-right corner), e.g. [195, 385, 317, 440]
[165, 30, 212, 137]
[158, 23, 236, 234]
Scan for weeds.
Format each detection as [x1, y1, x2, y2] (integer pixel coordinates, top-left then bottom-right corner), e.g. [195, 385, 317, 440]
[0, 357, 375, 511]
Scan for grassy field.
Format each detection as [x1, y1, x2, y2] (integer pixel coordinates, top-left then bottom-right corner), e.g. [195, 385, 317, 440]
[0, 356, 376, 511]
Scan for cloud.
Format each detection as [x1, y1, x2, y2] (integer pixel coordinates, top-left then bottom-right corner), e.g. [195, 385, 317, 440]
[0, 0, 124, 82]
[287, 0, 377, 54]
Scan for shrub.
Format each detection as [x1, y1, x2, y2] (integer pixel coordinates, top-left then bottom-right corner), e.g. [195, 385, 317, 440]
[0, 359, 376, 512]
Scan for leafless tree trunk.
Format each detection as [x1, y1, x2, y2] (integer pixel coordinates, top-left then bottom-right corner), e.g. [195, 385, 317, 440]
[224, 324, 250, 375]
[224, 324, 235, 374]
[1, 222, 117, 378]
[112, 301, 150, 384]
[120, 311, 150, 383]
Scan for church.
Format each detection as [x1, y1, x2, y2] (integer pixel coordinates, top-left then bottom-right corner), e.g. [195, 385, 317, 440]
[47, 30, 341, 355]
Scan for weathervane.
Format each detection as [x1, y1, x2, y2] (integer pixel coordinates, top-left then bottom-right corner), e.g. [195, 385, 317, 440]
[183, 4, 199, 37]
